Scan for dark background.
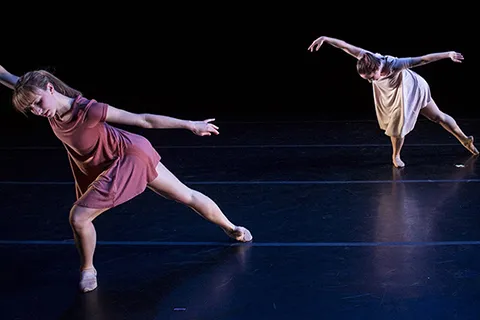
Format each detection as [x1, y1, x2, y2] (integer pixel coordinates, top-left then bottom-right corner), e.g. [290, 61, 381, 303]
[1, 6, 477, 126]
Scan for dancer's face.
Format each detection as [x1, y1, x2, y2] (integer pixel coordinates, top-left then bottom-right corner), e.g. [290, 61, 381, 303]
[26, 83, 59, 118]
[360, 67, 382, 83]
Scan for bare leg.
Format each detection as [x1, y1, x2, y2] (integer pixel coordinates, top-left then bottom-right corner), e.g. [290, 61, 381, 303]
[147, 162, 252, 242]
[420, 100, 479, 155]
[69, 205, 108, 292]
[390, 136, 405, 168]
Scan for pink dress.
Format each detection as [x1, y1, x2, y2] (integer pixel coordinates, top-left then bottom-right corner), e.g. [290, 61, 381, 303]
[48, 95, 161, 209]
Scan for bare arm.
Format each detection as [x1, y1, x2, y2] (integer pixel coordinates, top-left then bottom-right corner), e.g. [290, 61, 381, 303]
[105, 105, 219, 136]
[0, 65, 19, 89]
[407, 51, 463, 68]
[308, 36, 366, 59]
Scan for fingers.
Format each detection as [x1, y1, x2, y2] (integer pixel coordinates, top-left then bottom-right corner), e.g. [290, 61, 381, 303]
[199, 125, 219, 135]
[308, 44, 322, 52]
[308, 43, 317, 52]
[206, 122, 219, 132]
[209, 126, 219, 135]
[201, 130, 218, 136]
[451, 52, 464, 63]
[202, 119, 219, 131]
[308, 38, 323, 52]
[193, 120, 220, 136]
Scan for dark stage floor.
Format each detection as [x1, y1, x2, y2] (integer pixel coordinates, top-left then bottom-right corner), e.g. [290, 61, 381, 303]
[1, 118, 479, 319]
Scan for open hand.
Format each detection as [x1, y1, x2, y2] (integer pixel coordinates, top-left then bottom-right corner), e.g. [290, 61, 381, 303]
[448, 51, 464, 63]
[191, 118, 219, 136]
[308, 37, 325, 52]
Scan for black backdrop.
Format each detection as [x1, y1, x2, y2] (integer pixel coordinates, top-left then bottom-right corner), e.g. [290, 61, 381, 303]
[1, 5, 477, 126]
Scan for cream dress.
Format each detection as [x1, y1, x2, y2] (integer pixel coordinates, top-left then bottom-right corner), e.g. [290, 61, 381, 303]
[363, 51, 432, 138]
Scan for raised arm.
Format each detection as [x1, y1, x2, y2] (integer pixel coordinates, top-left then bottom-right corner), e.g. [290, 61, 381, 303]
[406, 51, 464, 68]
[0, 65, 19, 90]
[308, 36, 367, 59]
[105, 105, 220, 136]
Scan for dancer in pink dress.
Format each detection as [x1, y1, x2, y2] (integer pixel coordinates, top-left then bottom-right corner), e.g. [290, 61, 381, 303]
[308, 36, 478, 167]
[0, 65, 253, 293]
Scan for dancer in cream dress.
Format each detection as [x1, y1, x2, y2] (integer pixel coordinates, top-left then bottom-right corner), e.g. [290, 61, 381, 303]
[308, 36, 478, 167]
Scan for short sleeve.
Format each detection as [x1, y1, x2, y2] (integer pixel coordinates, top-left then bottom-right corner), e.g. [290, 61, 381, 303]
[389, 57, 413, 72]
[84, 100, 108, 127]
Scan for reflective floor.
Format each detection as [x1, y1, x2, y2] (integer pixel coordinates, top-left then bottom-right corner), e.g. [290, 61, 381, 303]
[1, 118, 479, 319]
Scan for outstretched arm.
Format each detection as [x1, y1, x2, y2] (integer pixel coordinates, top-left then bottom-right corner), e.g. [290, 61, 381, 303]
[105, 105, 220, 136]
[308, 36, 367, 59]
[0, 65, 19, 89]
[407, 51, 464, 68]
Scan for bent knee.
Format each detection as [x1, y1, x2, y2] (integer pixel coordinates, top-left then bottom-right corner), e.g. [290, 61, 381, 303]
[69, 205, 103, 229]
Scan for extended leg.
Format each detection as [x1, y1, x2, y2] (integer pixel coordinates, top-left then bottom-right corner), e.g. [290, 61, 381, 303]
[421, 100, 479, 155]
[147, 162, 252, 242]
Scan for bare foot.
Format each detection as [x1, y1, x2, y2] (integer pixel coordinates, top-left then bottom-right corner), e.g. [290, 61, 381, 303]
[79, 268, 97, 293]
[392, 156, 405, 168]
[224, 226, 253, 242]
[462, 136, 479, 155]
